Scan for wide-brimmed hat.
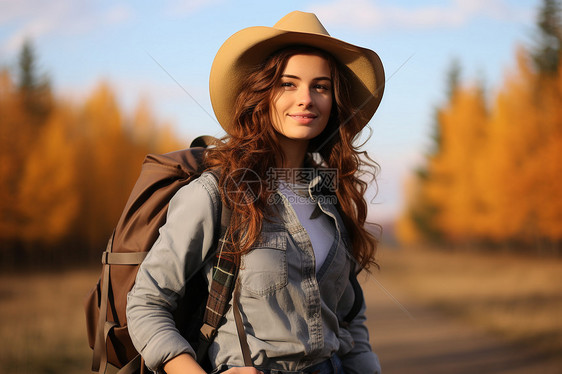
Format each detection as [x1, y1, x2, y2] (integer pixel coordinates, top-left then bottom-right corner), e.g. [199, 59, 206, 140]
[209, 10, 385, 133]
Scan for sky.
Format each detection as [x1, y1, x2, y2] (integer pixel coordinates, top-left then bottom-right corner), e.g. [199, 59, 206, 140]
[0, 0, 539, 222]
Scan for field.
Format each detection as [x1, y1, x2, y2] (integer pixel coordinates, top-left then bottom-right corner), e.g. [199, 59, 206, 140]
[1, 246, 561, 373]
[368, 246, 562, 366]
[0, 268, 99, 374]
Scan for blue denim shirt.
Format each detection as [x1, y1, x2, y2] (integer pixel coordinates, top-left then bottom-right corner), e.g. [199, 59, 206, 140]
[126, 172, 381, 374]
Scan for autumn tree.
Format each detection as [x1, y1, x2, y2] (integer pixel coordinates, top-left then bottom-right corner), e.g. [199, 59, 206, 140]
[398, 0, 562, 251]
[73, 83, 185, 258]
[17, 104, 81, 262]
[0, 69, 30, 247]
[1, 43, 186, 267]
[17, 39, 52, 124]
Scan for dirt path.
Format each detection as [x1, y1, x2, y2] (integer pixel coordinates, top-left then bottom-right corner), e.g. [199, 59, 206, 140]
[362, 277, 561, 374]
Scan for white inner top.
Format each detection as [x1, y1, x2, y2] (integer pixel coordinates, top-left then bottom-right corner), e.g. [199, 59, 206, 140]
[278, 181, 335, 273]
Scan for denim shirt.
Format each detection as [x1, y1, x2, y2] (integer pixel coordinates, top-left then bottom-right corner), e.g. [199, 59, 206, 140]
[126, 172, 381, 374]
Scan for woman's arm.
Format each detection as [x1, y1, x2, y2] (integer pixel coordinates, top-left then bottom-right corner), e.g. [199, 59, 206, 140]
[164, 353, 206, 374]
[340, 299, 381, 374]
[126, 176, 221, 372]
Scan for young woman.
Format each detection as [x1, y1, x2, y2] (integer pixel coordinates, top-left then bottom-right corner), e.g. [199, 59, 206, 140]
[127, 11, 385, 374]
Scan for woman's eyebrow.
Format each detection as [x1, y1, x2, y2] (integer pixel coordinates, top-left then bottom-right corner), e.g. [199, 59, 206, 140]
[281, 74, 332, 81]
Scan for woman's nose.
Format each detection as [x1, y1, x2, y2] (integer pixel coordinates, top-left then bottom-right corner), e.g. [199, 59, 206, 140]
[297, 87, 312, 107]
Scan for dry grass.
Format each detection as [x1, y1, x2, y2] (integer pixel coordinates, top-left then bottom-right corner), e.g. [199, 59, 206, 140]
[0, 268, 99, 374]
[1, 247, 561, 373]
[373, 245, 562, 360]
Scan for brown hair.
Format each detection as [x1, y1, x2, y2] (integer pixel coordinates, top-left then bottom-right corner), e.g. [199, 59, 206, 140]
[205, 46, 380, 271]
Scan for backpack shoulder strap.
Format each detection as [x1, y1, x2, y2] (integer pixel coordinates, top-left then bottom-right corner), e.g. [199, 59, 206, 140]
[341, 266, 365, 328]
[195, 171, 240, 362]
[197, 170, 253, 367]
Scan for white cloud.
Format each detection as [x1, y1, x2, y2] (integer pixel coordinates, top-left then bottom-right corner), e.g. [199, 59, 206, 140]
[0, 0, 134, 55]
[105, 4, 134, 25]
[308, 0, 533, 30]
[163, 0, 225, 17]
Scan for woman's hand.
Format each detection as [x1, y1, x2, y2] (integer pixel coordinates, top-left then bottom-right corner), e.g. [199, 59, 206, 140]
[163, 353, 263, 374]
[222, 368, 263, 374]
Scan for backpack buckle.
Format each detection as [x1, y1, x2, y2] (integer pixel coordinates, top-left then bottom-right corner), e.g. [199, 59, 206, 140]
[101, 251, 110, 264]
[199, 323, 217, 342]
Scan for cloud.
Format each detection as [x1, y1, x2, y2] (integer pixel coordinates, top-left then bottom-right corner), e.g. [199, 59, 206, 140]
[0, 0, 134, 55]
[308, 0, 533, 30]
[163, 0, 225, 18]
[104, 4, 134, 25]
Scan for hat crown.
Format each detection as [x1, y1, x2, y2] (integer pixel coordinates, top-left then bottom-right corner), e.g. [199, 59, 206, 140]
[273, 11, 330, 36]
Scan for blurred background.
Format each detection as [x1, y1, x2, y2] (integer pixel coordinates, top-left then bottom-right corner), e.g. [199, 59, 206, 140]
[1, 0, 561, 373]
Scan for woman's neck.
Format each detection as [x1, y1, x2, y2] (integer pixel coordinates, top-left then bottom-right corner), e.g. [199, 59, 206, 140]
[276, 135, 308, 169]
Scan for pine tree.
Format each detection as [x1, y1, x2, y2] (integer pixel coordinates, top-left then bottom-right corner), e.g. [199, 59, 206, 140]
[531, 0, 562, 75]
[18, 40, 36, 92]
[445, 58, 462, 101]
[17, 39, 52, 122]
[432, 59, 461, 155]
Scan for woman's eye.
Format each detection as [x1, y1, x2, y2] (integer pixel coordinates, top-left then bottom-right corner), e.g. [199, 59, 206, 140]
[281, 82, 294, 88]
[314, 84, 330, 92]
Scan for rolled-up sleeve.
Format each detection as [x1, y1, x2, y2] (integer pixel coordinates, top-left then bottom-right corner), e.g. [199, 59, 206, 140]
[126, 176, 219, 372]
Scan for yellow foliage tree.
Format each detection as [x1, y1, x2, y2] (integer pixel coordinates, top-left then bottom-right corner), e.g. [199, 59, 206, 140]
[399, 48, 562, 249]
[75, 82, 139, 250]
[425, 84, 489, 242]
[1, 64, 188, 264]
[395, 174, 426, 245]
[129, 97, 185, 154]
[18, 105, 80, 243]
[75, 83, 185, 256]
[0, 69, 33, 242]
[484, 50, 537, 242]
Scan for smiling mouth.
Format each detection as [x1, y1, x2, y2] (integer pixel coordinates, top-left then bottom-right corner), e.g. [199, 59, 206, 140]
[288, 114, 318, 125]
[289, 114, 318, 123]
[289, 113, 317, 119]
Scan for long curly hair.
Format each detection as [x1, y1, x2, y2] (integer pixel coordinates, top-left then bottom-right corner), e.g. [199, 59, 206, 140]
[205, 46, 380, 271]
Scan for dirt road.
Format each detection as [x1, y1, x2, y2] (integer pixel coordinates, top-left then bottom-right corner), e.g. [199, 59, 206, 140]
[362, 276, 561, 374]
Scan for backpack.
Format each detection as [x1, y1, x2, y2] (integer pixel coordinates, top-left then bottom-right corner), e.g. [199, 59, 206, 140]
[84, 136, 238, 374]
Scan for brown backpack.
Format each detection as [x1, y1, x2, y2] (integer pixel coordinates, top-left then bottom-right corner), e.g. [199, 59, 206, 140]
[84, 136, 239, 374]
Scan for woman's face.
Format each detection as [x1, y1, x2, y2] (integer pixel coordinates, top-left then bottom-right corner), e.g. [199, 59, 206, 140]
[270, 53, 333, 143]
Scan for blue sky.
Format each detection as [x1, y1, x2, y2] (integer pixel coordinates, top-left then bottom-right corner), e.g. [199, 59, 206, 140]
[0, 0, 538, 222]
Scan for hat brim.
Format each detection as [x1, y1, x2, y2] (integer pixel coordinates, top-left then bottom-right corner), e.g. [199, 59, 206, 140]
[210, 25, 385, 133]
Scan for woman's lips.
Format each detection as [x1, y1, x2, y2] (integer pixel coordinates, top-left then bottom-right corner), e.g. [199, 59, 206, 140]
[288, 113, 317, 124]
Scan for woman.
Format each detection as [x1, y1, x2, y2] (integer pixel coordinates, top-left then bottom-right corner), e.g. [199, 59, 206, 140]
[127, 11, 385, 374]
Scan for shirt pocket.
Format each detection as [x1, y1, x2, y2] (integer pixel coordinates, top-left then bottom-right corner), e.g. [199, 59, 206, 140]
[240, 231, 288, 296]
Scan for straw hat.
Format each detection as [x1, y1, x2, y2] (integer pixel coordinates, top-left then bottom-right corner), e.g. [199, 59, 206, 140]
[209, 11, 385, 133]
